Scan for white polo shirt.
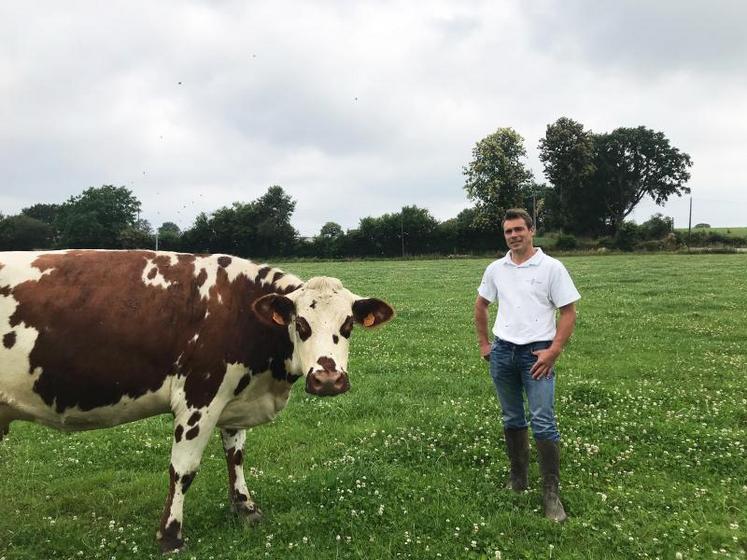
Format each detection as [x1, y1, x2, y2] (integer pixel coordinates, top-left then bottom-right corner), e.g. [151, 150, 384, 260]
[477, 248, 580, 345]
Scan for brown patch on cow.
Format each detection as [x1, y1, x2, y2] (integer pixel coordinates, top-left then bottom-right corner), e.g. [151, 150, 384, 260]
[225, 446, 239, 493]
[187, 411, 201, 426]
[234, 374, 251, 395]
[147, 268, 157, 280]
[182, 265, 284, 407]
[271, 271, 284, 284]
[295, 317, 312, 341]
[185, 425, 200, 440]
[180, 471, 196, 493]
[255, 266, 271, 282]
[10, 251, 206, 412]
[340, 315, 354, 339]
[310, 300, 316, 309]
[174, 425, 184, 442]
[317, 356, 337, 372]
[224, 445, 250, 508]
[217, 256, 232, 268]
[332, 334, 339, 344]
[195, 268, 208, 286]
[0, 285, 11, 297]
[158, 465, 182, 552]
[3, 331, 16, 349]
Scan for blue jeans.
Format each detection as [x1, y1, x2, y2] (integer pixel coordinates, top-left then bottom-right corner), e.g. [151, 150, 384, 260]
[489, 338, 559, 442]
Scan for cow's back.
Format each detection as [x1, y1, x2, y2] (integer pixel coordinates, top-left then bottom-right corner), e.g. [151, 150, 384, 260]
[0, 250, 301, 433]
[0, 250, 210, 429]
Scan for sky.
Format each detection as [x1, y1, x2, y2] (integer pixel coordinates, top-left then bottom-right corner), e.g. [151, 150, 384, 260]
[2, 0, 745, 236]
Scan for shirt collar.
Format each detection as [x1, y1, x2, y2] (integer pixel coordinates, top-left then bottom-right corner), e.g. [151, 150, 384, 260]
[502, 247, 544, 268]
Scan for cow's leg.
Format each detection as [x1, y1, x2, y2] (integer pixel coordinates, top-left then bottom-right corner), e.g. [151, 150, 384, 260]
[0, 405, 16, 441]
[157, 409, 219, 554]
[221, 428, 263, 525]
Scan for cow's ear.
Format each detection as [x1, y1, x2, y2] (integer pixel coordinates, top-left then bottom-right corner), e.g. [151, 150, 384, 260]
[352, 298, 395, 328]
[253, 294, 295, 327]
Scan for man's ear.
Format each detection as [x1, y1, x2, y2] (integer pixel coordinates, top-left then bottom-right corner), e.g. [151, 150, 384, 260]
[253, 294, 295, 326]
[352, 298, 395, 328]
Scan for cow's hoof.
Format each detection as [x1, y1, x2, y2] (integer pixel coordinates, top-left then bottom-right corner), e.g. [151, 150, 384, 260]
[157, 526, 185, 555]
[233, 503, 263, 526]
[159, 537, 185, 555]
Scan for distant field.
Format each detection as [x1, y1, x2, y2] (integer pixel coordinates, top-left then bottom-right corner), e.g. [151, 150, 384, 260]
[676, 226, 747, 238]
[1, 255, 746, 559]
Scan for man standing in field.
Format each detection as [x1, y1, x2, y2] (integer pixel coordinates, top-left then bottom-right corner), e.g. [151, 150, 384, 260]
[474, 208, 580, 522]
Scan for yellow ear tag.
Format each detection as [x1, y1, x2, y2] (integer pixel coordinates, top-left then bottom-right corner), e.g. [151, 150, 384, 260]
[272, 312, 285, 326]
[363, 313, 375, 327]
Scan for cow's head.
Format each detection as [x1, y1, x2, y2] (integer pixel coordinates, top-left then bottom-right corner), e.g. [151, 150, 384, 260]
[253, 277, 394, 396]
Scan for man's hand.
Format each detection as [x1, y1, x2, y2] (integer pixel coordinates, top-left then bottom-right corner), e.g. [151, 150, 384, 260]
[474, 296, 493, 362]
[530, 347, 560, 379]
[480, 341, 492, 361]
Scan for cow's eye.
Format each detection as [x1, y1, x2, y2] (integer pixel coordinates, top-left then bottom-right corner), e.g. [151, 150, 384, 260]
[295, 317, 312, 341]
[340, 316, 354, 339]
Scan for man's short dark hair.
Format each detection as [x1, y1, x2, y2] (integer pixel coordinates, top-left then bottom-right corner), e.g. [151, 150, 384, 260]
[502, 208, 534, 230]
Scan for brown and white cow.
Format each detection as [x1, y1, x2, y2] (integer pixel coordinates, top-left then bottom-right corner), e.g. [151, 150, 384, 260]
[0, 250, 394, 553]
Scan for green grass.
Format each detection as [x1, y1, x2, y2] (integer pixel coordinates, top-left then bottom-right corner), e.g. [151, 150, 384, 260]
[1, 255, 746, 559]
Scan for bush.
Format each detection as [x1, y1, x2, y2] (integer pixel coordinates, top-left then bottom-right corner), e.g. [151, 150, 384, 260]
[554, 233, 578, 250]
[635, 239, 665, 251]
[613, 222, 641, 251]
[640, 213, 673, 240]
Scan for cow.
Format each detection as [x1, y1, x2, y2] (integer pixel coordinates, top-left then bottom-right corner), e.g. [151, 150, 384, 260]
[0, 250, 394, 553]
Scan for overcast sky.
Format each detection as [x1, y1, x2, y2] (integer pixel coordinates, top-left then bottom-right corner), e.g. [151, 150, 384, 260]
[2, 0, 745, 236]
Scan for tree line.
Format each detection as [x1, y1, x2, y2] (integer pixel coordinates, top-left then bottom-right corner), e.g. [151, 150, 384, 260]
[1, 117, 698, 256]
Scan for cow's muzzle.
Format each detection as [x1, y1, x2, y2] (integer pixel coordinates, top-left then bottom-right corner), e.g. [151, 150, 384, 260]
[305, 370, 350, 396]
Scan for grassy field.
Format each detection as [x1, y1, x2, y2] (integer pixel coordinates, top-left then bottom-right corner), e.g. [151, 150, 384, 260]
[676, 227, 747, 238]
[1, 255, 745, 559]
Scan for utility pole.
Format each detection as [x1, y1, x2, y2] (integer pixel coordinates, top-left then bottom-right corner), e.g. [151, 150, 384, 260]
[687, 196, 693, 249]
[400, 212, 405, 258]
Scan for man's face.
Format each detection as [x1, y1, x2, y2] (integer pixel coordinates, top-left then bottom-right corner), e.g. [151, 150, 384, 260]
[503, 217, 534, 253]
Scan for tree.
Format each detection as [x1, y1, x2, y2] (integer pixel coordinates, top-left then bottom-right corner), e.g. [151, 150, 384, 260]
[22, 203, 61, 225]
[518, 182, 553, 233]
[538, 118, 599, 234]
[319, 222, 343, 239]
[463, 128, 534, 229]
[252, 186, 298, 256]
[180, 212, 213, 253]
[119, 219, 154, 249]
[0, 214, 54, 250]
[539, 120, 692, 235]
[56, 185, 142, 248]
[593, 126, 692, 233]
[179, 186, 298, 258]
[157, 222, 182, 251]
[312, 222, 345, 258]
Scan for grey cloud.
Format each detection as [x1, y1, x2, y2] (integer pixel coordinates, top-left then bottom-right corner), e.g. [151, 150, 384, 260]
[526, 0, 747, 76]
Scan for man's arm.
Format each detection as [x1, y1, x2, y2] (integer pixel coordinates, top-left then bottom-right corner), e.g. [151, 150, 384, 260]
[530, 302, 577, 379]
[474, 295, 492, 360]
